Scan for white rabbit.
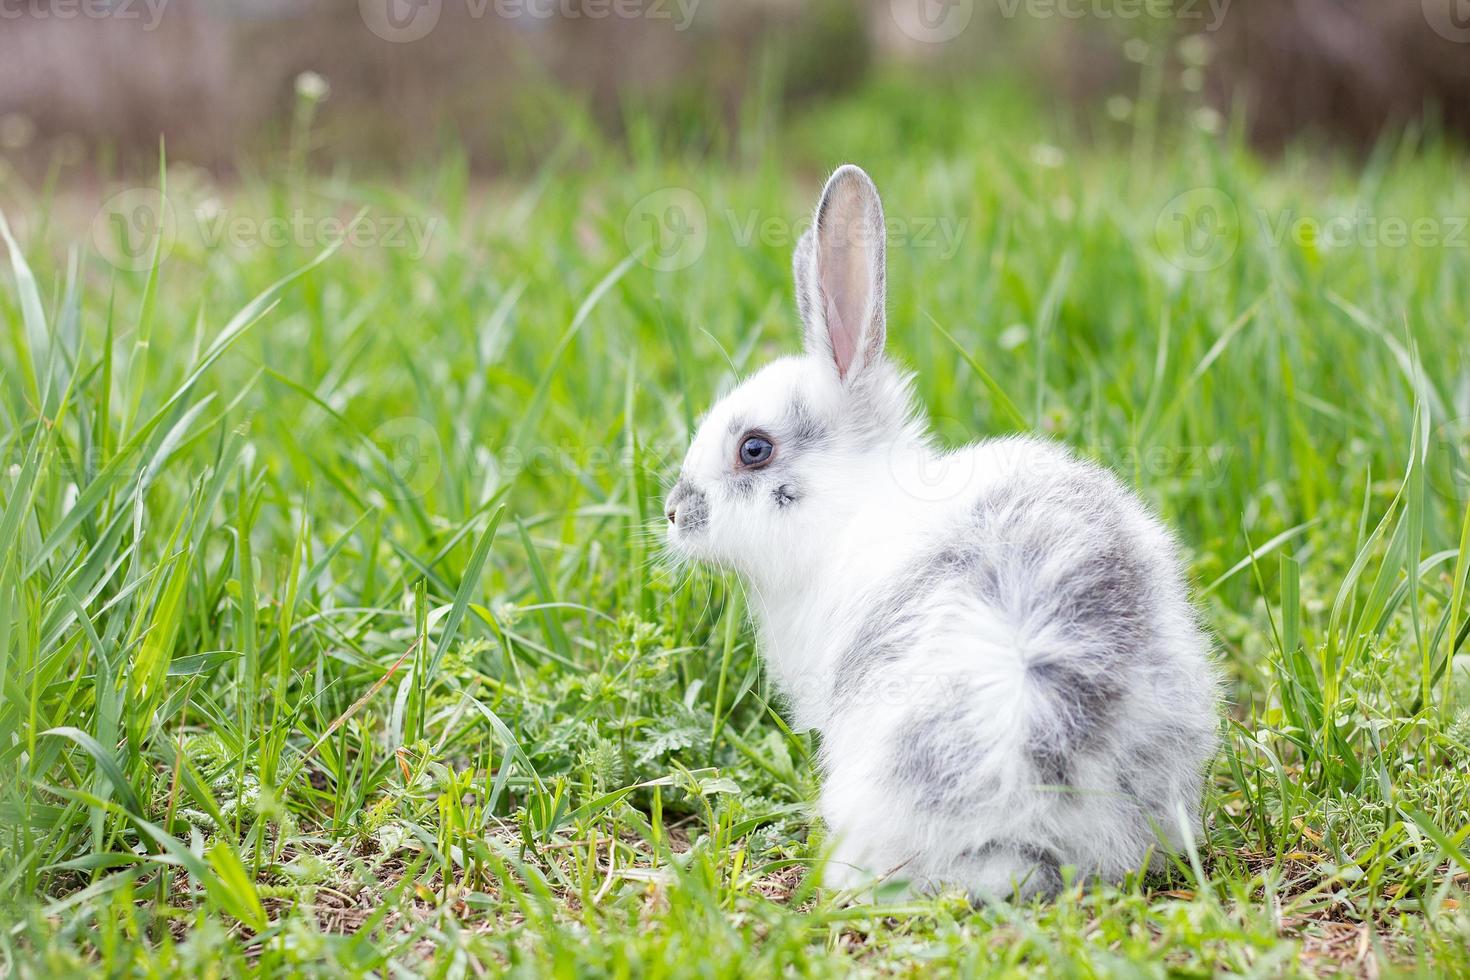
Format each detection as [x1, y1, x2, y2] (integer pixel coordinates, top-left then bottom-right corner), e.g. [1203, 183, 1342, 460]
[664, 165, 1219, 901]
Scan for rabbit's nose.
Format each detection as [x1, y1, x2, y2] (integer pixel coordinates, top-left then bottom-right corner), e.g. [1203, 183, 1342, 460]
[665, 479, 688, 525]
[665, 479, 706, 532]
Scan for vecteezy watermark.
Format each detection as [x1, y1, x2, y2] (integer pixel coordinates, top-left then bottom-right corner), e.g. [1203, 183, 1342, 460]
[885, 416, 981, 504]
[891, 0, 1231, 43]
[1154, 187, 1241, 273]
[367, 417, 444, 500]
[889, 0, 975, 43]
[359, 0, 700, 43]
[8, 431, 1232, 506]
[1094, 444, 1233, 488]
[1155, 187, 1470, 272]
[90, 188, 441, 270]
[782, 669, 965, 711]
[995, 0, 1231, 31]
[359, 0, 439, 41]
[91, 188, 178, 273]
[624, 188, 709, 272]
[1422, 0, 1470, 43]
[193, 205, 440, 259]
[724, 210, 968, 259]
[1256, 209, 1469, 250]
[886, 440, 980, 504]
[623, 186, 969, 271]
[1429, 416, 1470, 503]
[884, 433, 1233, 505]
[0, 0, 170, 29]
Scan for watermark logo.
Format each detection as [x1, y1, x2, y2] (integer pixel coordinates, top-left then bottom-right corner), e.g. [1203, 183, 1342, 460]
[92, 188, 177, 272]
[360, 0, 441, 42]
[890, 0, 974, 43]
[1155, 186, 1240, 272]
[1429, 416, 1470, 503]
[193, 206, 439, 259]
[1096, 444, 1233, 489]
[622, 188, 969, 271]
[1423, 0, 1470, 43]
[1154, 190, 1468, 272]
[90, 190, 441, 271]
[497, 0, 700, 28]
[885, 419, 980, 503]
[0, 0, 171, 30]
[369, 417, 443, 500]
[724, 209, 967, 259]
[991, 0, 1232, 31]
[625, 187, 708, 271]
[360, 0, 700, 42]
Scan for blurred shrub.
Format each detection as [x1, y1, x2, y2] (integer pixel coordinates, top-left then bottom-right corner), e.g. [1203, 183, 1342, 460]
[0, 0, 1467, 176]
[1206, 0, 1470, 149]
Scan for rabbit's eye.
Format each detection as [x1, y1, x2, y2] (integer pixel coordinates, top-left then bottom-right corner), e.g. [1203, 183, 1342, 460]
[737, 433, 775, 469]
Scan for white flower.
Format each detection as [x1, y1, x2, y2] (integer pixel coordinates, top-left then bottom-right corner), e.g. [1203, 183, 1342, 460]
[1192, 107, 1224, 135]
[1177, 34, 1214, 68]
[0, 114, 35, 150]
[295, 71, 330, 103]
[1029, 144, 1065, 170]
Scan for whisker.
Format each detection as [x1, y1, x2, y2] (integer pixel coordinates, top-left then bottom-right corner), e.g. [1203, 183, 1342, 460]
[697, 324, 740, 377]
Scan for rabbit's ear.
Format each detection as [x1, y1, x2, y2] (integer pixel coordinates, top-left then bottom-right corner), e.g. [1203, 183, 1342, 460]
[794, 165, 887, 383]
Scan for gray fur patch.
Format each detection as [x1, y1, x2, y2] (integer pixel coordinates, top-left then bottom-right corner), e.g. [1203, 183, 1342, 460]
[787, 396, 832, 452]
[666, 479, 708, 533]
[1025, 657, 1124, 786]
[957, 840, 1064, 900]
[831, 541, 1000, 708]
[886, 694, 1000, 815]
[729, 472, 760, 499]
[961, 839, 1061, 869]
[1116, 722, 1204, 818]
[1053, 539, 1155, 657]
[832, 577, 930, 706]
[968, 472, 1155, 785]
[836, 459, 1162, 789]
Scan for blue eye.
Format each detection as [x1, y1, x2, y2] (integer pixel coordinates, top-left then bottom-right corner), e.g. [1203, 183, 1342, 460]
[738, 433, 774, 468]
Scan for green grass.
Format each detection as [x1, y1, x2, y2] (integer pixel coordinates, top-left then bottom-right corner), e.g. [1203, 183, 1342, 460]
[3, 68, 1470, 977]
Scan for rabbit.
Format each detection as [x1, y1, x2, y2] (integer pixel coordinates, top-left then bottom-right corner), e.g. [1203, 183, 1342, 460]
[663, 164, 1219, 902]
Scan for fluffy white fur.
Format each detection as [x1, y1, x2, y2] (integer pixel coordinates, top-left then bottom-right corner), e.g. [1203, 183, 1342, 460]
[665, 165, 1218, 901]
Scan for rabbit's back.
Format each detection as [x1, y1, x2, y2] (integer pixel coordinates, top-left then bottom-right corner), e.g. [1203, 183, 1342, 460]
[818, 437, 1217, 896]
